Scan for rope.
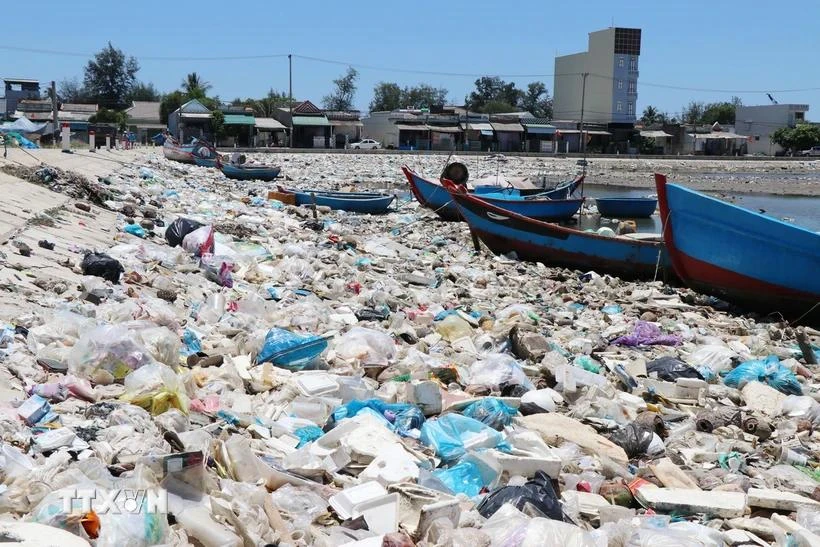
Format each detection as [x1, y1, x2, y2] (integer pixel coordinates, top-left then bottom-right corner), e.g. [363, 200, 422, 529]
[789, 301, 820, 327]
[654, 209, 672, 282]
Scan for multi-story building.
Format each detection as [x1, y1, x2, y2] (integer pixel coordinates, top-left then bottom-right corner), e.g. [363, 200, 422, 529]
[735, 104, 810, 155]
[2, 78, 41, 119]
[553, 27, 641, 151]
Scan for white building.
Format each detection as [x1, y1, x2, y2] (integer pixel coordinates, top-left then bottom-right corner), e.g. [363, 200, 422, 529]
[735, 104, 809, 155]
[553, 27, 641, 125]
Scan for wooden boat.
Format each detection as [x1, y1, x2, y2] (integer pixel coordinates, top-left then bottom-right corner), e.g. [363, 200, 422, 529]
[194, 156, 219, 168]
[162, 140, 196, 163]
[595, 197, 657, 218]
[442, 179, 671, 280]
[655, 173, 819, 322]
[461, 191, 583, 222]
[221, 163, 282, 181]
[402, 166, 584, 221]
[278, 187, 395, 214]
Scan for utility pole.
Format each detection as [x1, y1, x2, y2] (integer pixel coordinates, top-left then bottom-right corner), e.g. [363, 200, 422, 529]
[51, 81, 58, 146]
[579, 72, 588, 168]
[288, 54, 293, 148]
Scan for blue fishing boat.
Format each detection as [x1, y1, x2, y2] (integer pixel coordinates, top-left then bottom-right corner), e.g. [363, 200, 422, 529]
[595, 197, 657, 218]
[162, 140, 196, 163]
[402, 166, 584, 221]
[221, 163, 282, 181]
[279, 187, 395, 214]
[194, 156, 219, 168]
[442, 179, 671, 280]
[467, 191, 584, 221]
[655, 174, 819, 323]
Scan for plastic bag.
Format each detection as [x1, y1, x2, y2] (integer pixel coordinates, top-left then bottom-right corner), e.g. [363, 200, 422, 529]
[476, 471, 563, 520]
[68, 324, 157, 381]
[165, 217, 204, 247]
[612, 321, 681, 347]
[200, 254, 233, 288]
[182, 225, 214, 256]
[123, 224, 146, 238]
[607, 423, 656, 458]
[467, 353, 534, 391]
[96, 509, 169, 547]
[330, 399, 424, 436]
[432, 455, 497, 497]
[685, 344, 737, 375]
[134, 325, 181, 367]
[121, 363, 190, 415]
[255, 328, 327, 370]
[420, 413, 509, 462]
[462, 398, 518, 430]
[81, 252, 124, 284]
[294, 425, 324, 447]
[646, 356, 704, 382]
[723, 355, 802, 395]
[333, 327, 396, 366]
[522, 518, 598, 547]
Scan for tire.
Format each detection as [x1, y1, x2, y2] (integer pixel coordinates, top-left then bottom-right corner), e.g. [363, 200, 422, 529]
[354, 146, 360, 150]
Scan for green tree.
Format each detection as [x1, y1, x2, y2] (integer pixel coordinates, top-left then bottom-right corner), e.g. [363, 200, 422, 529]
[58, 78, 89, 103]
[322, 67, 359, 111]
[160, 90, 188, 124]
[402, 84, 448, 109]
[89, 108, 128, 131]
[466, 76, 523, 113]
[128, 82, 161, 102]
[370, 82, 402, 111]
[520, 82, 552, 118]
[83, 42, 139, 110]
[700, 101, 736, 125]
[771, 124, 820, 153]
[182, 72, 211, 99]
[248, 89, 290, 117]
[210, 110, 226, 142]
[680, 101, 705, 124]
[481, 100, 519, 114]
[641, 105, 659, 125]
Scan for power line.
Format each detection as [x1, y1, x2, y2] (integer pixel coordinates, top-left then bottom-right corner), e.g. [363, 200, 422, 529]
[0, 45, 289, 62]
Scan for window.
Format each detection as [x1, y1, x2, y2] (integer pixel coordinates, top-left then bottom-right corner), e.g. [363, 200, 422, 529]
[628, 81, 636, 93]
[629, 57, 638, 71]
[616, 101, 623, 112]
[627, 102, 634, 115]
[618, 57, 625, 67]
[617, 80, 623, 89]
[755, 135, 760, 141]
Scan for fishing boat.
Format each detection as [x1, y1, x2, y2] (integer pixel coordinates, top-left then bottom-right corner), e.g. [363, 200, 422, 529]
[595, 197, 658, 218]
[655, 173, 819, 322]
[402, 166, 584, 221]
[162, 139, 196, 163]
[442, 179, 671, 280]
[278, 187, 395, 214]
[458, 190, 583, 222]
[221, 163, 282, 181]
[194, 156, 219, 168]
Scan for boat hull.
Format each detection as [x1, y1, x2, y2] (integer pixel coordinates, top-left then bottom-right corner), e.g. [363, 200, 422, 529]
[445, 182, 671, 280]
[194, 156, 218, 168]
[402, 167, 585, 221]
[293, 191, 394, 214]
[655, 173, 820, 322]
[596, 197, 657, 218]
[221, 164, 281, 181]
[163, 144, 195, 163]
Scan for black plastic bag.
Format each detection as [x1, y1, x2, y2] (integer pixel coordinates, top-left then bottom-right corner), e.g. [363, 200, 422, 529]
[608, 423, 654, 458]
[646, 356, 704, 382]
[81, 252, 124, 284]
[476, 471, 563, 520]
[165, 217, 203, 248]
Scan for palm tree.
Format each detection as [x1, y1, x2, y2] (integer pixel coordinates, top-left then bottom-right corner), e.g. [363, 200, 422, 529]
[641, 105, 659, 126]
[182, 72, 211, 99]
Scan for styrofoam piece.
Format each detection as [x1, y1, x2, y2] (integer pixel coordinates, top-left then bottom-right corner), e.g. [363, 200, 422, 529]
[0, 521, 92, 546]
[635, 486, 746, 518]
[360, 444, 420, 485]
[329, 481, 388, 520]
[294, 372, 339, 397]
[355, 492, 400, 534]
[561, 491, 612, 518]
[747, 488, 820, 512]
[489, 449, 562, 479]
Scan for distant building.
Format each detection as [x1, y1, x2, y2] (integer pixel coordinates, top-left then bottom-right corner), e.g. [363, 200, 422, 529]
[325, 111, 363, 148]
[273, 100, 330, 148]
[553, 27, 641, 152]
[735, 104, 809, 155]
[125, 101, 164, 144]
[168, 99, 212, 142]
[3, 78, 41, 119]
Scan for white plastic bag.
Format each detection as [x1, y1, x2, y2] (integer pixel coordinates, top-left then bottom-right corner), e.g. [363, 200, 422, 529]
[334, 327, 396, 366]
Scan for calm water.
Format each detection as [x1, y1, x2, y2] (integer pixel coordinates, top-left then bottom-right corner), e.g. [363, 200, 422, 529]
[579, 184, 820, 233]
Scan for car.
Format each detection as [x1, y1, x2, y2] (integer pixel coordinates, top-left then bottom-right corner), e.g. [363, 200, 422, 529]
[349, 139, 381, 150]
[799, 145, 820, 157]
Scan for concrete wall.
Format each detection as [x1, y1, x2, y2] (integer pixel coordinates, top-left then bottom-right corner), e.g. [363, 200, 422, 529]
[361, 112, 400, 148]
[553, 53, 587, 120]
[735, 104, 810, 155]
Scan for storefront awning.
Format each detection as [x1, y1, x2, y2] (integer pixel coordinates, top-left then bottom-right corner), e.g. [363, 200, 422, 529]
[688, 132, 747, 140]
[329, 120, 364, 127]
[480, 130, 494, 136]
[255, 118, 287, 130]
[224, 114, 255, 125]
[395, 124, 428, 131]
[180, 112, 211, 120]
[461, 122, 493, 132]
[491, 122, 524, 132]
[640, 130, 673, 138]
[292, 116, 330, 127]
[523, 124, 556, 135]
[428, 125, 460, 133]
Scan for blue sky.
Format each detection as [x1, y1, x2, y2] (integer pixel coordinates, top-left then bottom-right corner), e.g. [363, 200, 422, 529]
[2, 0, 819, 117]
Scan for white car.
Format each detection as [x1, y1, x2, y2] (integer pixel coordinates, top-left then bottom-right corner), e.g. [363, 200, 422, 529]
[349, 139, 381, 150]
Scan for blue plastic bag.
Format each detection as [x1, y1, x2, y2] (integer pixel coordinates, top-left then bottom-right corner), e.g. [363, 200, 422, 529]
[433, 457, 496, 497]
[330, 399, 424, 436]
[420, 414, 510, 462]
[255, 328, 327, 370]
[462, 398, 518, 430]
[294, 425, 324, 448]
[123, 224, 146, 238]
[723, 355, 802, 395]
[181, 329, 202, 356]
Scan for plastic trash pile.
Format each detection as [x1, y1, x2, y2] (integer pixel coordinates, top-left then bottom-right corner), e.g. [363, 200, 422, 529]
[0, 151, 818, 547]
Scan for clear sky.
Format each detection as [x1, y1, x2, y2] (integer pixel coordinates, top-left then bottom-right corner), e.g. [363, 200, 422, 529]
[2, 0, 818, 118]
